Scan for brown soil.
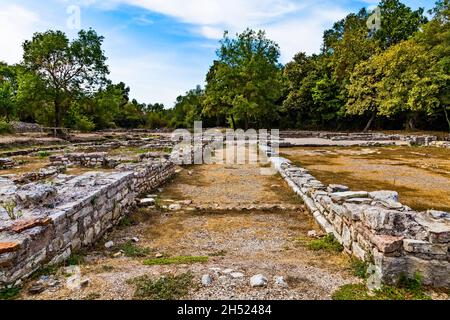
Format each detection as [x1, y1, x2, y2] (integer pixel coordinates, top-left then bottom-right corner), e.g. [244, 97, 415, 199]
[281, 146, 450, 212]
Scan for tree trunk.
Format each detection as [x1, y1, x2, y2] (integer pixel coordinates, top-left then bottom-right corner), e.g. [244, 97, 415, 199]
[54, 98, 61, 129]
[230, 114, 236, 130]
[363, 111, 376, 132]
[443, 106, 450, 132]
[406, 113, 417, 131]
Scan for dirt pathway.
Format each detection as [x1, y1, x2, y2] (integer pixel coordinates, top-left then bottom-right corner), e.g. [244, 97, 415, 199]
[21, 146, 359, 300]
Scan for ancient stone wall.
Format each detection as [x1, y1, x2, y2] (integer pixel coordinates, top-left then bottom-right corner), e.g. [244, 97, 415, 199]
[0, 160, 175, 287]
[261, 145, 450, 288]
[279, 131, 445, 147]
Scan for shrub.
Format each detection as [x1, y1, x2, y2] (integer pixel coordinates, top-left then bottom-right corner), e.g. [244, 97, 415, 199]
[38, 151, 50, 158]
[0, 117, 12, 134]
[350, 258, 369, 279]
[1, 200, 23, 220]
[0, 286, 21, 300]
[307, 233, 344, 252]
[118, 241, 152, 258]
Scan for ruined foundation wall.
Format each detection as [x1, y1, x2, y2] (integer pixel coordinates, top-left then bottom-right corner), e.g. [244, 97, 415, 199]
[0, 161, 175, 287]
[262, 145, 450, 288]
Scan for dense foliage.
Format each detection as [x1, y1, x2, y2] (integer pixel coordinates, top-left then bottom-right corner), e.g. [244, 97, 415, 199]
[0, 0, 448, 132]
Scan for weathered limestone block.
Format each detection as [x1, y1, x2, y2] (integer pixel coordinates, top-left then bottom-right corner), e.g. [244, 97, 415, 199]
[352, 242, 367, 261]
[342, 203, 366, 221]
[327, 184, 349, 193]
[370, 234, 404, 253]
[373, 249, 407, 284]
[15, 183, 57, 208]
[333, 215, 343, 234]
[342, 224, 352, 249]
[362, 207, 397, 231]
[403, 239, 448, 255]
[331, 191, 369, 203]
[406, 256, 450, 287]
[346, 198, 373, 205]
[413, 212, 450, 243]
[369, 190, 399, 203]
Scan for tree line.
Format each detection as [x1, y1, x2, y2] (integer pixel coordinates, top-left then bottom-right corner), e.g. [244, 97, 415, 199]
[0, 0, 449, 133]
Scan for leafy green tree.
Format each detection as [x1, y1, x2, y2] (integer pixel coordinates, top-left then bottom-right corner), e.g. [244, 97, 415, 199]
[0, 63, 18, 120]
[375, 0, 428, 49]
[415, 0, 450, 129]
[22, 29, 109, 129]
[204, 29, 283, 129]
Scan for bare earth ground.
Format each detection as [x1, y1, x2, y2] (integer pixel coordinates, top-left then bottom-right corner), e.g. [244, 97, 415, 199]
[281, 146, 450, 212]
[20, 146, 359, 300]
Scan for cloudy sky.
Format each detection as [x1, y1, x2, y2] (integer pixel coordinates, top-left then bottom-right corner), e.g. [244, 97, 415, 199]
[0, 0, 434, 107]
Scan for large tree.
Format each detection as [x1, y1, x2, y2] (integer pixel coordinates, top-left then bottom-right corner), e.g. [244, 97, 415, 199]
[0, 62, 18, 120]
[375, 0, 428, 49]
[203, 29, 283, 129]
[22, 29, 109, 129]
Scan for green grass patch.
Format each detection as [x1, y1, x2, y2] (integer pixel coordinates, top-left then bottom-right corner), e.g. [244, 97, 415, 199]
[143, 255, 208, 266]
[119, 241, 152, 258]
[118, 216, 134, 227]
[0, 286, 21, 300]
[332, 274, 431, 300]
[31, 264, 59, 280]
[350, 258, 369, 279]
[307, 234, 344, 253]
[129, 273, 193, 300]
[37, 151, 50, 158]
[66, 253, 85, 266]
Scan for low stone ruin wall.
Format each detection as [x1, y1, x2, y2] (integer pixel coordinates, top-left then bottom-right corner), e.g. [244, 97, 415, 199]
[0, 160, 175, 287]
[261, 145, 450, 288]
[279, 131, 445, 147]
[49, 152, 118, 168]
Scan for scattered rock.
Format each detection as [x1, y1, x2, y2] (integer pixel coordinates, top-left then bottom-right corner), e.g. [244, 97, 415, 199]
[230, 272, 245, 279]
[113, 251, 123, 258]
[201, 274, 213, 286]
[104, 241, 114, 249]
[66, 274, 81, 290]
[250, 274, 268, 287]
[274, 276, 288, 288]
[223, 268, 234, 274]
[307, 230, 317, 238]
[80, 278, 90, 288]
[63, 265, 80, 276]
[28, 283, 46, 295]
[139, 198, 155, 206]
[168, 203, 182, 211]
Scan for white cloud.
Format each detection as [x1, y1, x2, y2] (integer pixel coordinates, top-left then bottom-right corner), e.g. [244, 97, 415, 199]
[119, 0, 302, 26]
[83, 0, 349, 61]
[265, 7, 349, 62]
[0, 4, 43, 64]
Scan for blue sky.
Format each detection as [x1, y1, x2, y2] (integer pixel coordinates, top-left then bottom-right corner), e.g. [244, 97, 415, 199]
[0, 0, 436, 107]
